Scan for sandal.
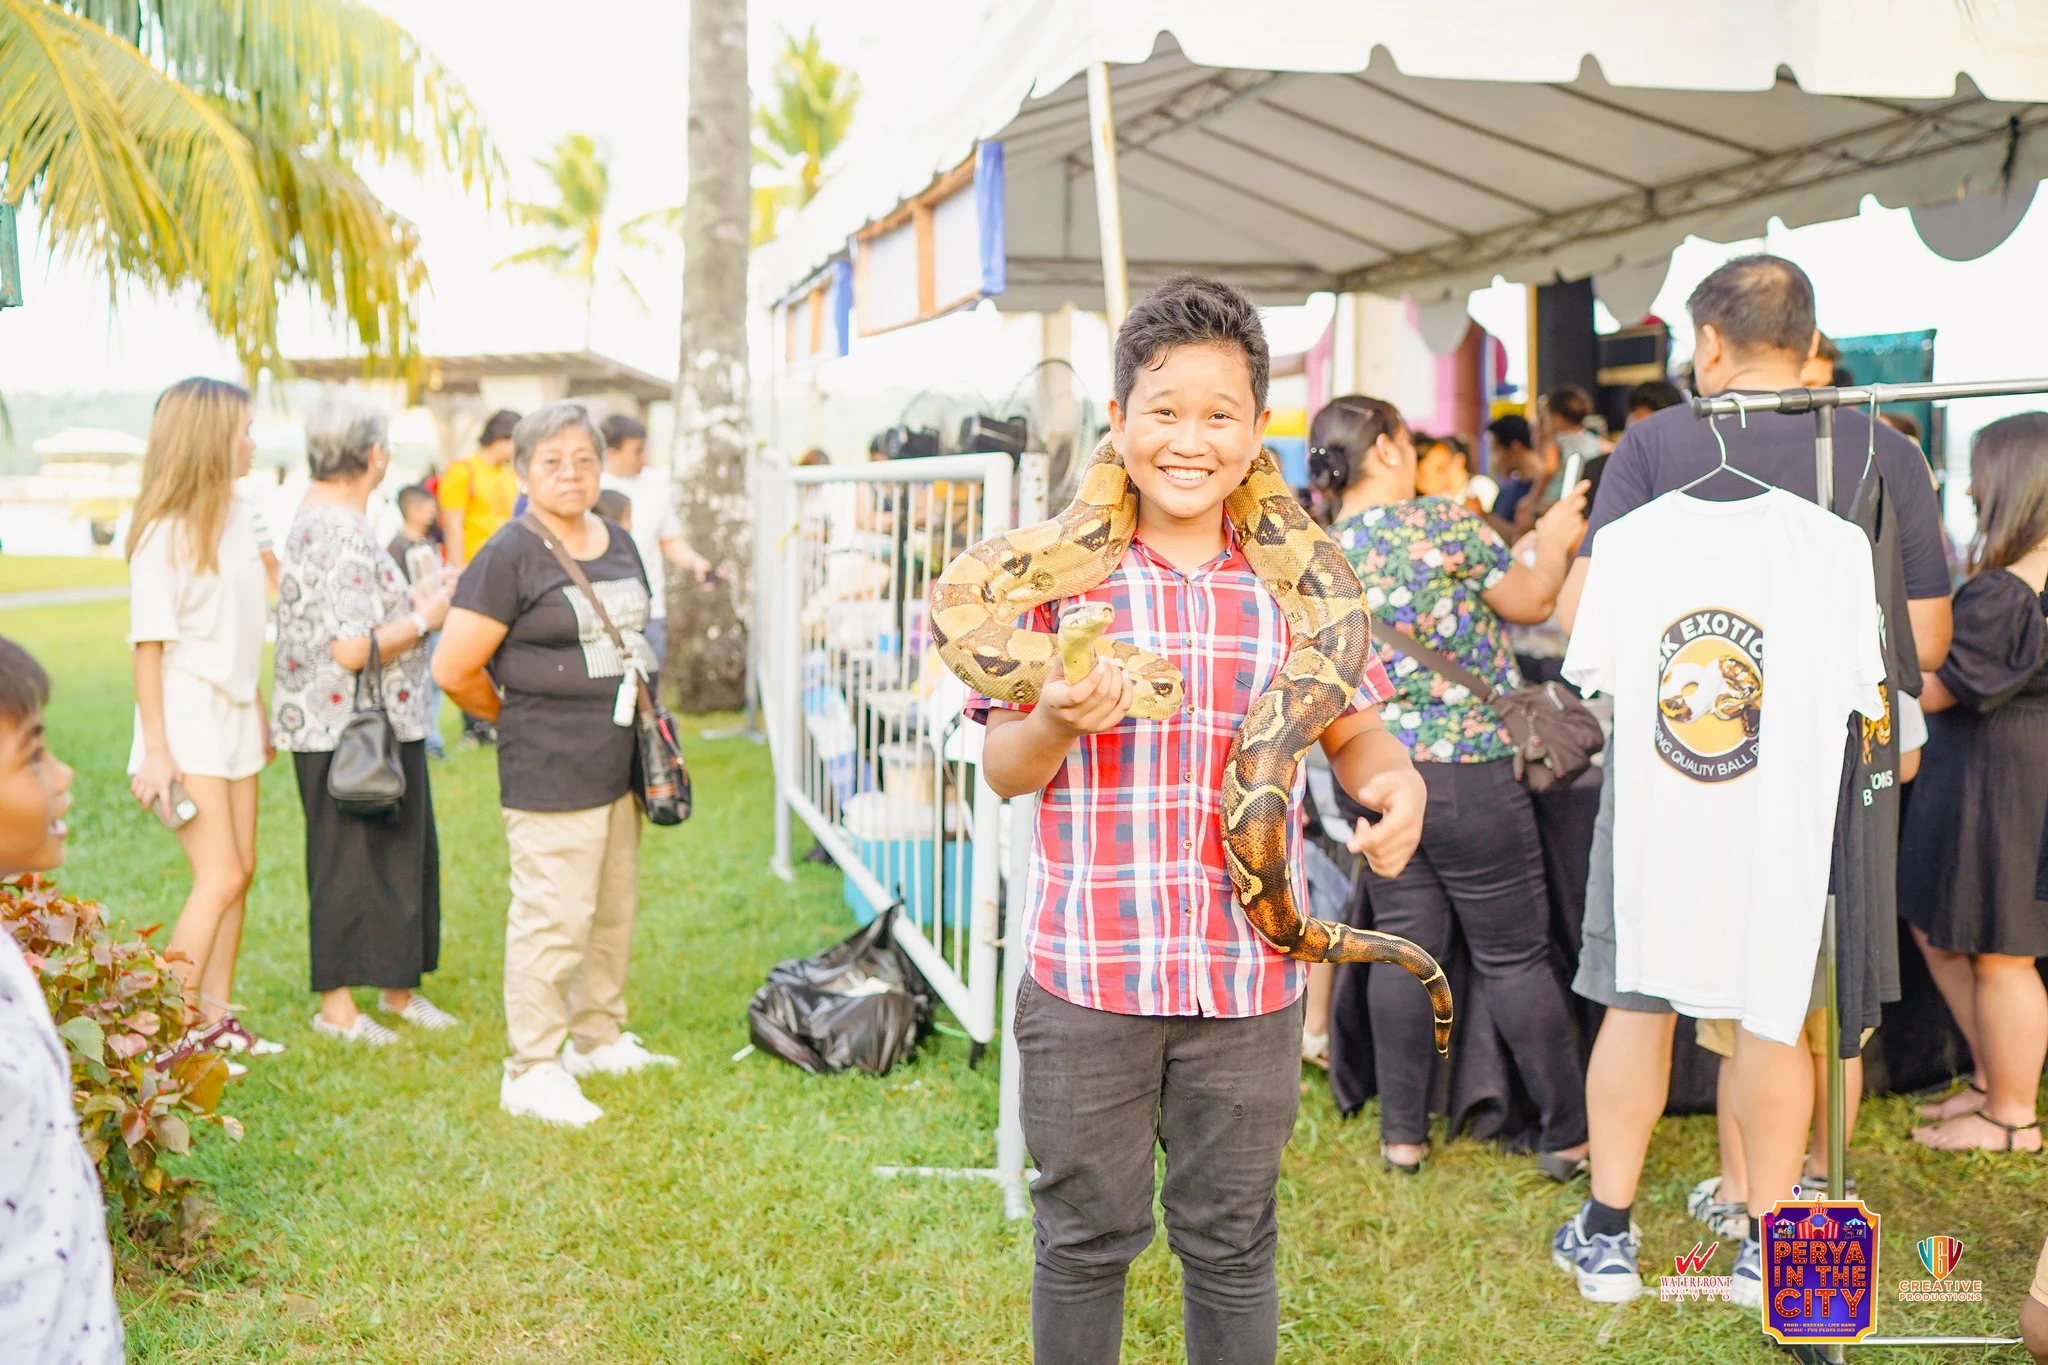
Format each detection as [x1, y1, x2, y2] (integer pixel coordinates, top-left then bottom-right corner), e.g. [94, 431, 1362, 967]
[1916, 1079, 1987, 1119]
[1380, 1142, 1428, 1175]
[1911, 1110, 2041, 1153]
[1537, 1151, 1589, 1183]
[1301, 1030, 1330, 1069]
[1799, 1164, 1858, 1195]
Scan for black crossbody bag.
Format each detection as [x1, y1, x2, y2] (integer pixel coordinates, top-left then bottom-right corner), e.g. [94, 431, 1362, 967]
[1365, 616, 1604, 793]
[521, 514, 693, 826]
[328, 633, 407, 816]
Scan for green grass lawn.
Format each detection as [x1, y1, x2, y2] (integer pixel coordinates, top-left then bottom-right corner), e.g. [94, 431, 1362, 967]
[0, 553, 130, 593]
[3, 596, 2041, 1363]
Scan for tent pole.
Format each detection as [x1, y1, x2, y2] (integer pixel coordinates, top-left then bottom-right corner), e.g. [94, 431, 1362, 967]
[1086, 62, 1130, 327]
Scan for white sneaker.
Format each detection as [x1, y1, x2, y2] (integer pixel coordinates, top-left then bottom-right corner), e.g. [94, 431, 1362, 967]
[561, 1031, 677, 1077]
[380, 994, 462, 1031]
[500, 1061, 603, 1127]
[310, 1013, 399, 1047]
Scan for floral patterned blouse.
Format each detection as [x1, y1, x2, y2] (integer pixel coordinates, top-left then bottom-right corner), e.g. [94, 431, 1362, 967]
[1332, 497, 1519, 763]
[271, 503, 430, 751]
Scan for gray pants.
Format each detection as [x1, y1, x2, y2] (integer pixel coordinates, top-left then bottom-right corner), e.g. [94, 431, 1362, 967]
[1015, 973, 1305, 1365]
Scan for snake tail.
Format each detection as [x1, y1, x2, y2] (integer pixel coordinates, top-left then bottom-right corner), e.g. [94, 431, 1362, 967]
[1057, 603, 1115, 684]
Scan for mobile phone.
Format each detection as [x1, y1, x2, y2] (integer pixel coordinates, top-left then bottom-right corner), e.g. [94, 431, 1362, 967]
[156, 778, 198, 831]
[404, 542, 441, 586]
[1543, 452, 1586, 506]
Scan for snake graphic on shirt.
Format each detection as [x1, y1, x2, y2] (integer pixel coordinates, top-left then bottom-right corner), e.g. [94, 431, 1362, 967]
[930, 436, 1454, 1054]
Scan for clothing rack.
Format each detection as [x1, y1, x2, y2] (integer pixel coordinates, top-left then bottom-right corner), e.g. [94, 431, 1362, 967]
[1689, 377, 2048, 1359]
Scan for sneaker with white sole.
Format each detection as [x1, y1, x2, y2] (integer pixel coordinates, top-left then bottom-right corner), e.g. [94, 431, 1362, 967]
[1552, 1202, 1643, 1303]
[561, 1031, 677, 1077]
[1730, 1235, 1763, 1309]
[310, 1013, 399, 1047]
[1687, 1175, 1751, 1241]
[380, 994, 461, 1031]
[500, 1061, 603, 1127]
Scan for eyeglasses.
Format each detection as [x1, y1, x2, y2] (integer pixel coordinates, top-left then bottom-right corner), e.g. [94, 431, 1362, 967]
[530, 451, 601, 479]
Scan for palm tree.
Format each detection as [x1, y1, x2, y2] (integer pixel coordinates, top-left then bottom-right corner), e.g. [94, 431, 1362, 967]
[0, 0, 495, 378]
[494, 133, 649, 348]
[756, 26, 860, 204]
[666, 0, 751, 713]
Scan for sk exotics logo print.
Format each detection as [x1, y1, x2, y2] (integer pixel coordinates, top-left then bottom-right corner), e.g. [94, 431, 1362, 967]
[1900, 1235, 1983, 1302]
[1656, 607, 1764, 783]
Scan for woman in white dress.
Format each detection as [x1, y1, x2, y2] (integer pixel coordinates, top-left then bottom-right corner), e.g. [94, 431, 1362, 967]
[125, 377, 279, 1065]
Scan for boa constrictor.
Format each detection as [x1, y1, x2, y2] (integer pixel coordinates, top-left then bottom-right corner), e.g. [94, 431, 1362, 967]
[929, 437, 1453, 1054]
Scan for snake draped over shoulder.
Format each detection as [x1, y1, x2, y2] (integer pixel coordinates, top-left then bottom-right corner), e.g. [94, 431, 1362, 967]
[928, 437, 1453, 1054]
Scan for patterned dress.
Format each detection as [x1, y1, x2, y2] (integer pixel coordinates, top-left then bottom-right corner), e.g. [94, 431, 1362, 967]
[1331, 497, 1519, 763]
[271, 503, 431, 750]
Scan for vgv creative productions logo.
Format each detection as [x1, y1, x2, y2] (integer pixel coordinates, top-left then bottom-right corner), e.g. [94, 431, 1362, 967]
[1899, 1235, 1984, 1302]
[1659, 1241, 1734, 1302]
[1656, 607, 1764, 783]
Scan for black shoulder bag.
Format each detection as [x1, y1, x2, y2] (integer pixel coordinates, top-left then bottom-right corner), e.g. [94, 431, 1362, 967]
[327, 633, 407, 816]
[1366, 616, 1605, 793]
[521, 514, 692, 826]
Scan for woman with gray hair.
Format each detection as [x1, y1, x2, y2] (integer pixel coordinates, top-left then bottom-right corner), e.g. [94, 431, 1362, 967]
[273, 394, 457, 1045]
[434, 400, 671, 1127]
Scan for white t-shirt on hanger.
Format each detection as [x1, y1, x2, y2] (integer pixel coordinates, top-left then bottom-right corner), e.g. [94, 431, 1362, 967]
[1563, 488, 1886, 1045]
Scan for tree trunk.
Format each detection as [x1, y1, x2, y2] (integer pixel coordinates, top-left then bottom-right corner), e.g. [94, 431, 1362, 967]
[665, 0, 751, 713]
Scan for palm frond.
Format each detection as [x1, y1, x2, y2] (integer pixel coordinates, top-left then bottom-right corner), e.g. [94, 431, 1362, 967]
[617, 204, 684, 251]
[63, 0, 499, 192]
[491, 242, 577, 273]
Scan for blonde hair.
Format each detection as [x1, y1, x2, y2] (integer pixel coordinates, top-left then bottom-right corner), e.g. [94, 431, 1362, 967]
[126, 377, 251, 573]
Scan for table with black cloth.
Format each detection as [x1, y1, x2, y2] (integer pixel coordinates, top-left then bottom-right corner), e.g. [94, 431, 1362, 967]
[1321, 766, 1997, 1146]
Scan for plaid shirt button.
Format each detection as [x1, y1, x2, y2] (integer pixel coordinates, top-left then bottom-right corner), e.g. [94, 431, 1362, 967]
[969, 532, 1394, 1019]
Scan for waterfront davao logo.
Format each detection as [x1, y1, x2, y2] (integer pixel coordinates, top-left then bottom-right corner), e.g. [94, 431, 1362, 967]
[1900, 1235, 1983, 1302]
[1659, 1241, 1733, 1302]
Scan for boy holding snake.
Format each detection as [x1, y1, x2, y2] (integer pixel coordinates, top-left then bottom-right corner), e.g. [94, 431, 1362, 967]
[968, 276, 1428, 1364]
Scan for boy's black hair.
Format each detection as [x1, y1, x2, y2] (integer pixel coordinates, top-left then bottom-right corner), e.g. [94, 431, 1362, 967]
[1627, 379, 1684, 414]
[594, 488, 633, 523]
[0, 636, 50, 725]
[395, 484, 436, 516]
[1113, 274, 1270, 413]
[1686, 253, 1815, 357]
[1487, 414, 1533, 449]
[600, 413, 648, 448]
[479, 409, 523, 447]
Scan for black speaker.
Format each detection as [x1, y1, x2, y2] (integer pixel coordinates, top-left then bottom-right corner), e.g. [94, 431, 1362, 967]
[875, 425, 940, 460]
[958, 414, 1030, 457]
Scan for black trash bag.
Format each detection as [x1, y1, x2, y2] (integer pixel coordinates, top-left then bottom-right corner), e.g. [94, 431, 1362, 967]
[747, 908, 935, 1076]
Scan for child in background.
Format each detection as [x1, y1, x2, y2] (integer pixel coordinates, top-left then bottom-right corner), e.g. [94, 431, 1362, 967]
[388, 485, 449, 760]
[0, 636, 124, 1362]
[973, 276, 1426, 1364]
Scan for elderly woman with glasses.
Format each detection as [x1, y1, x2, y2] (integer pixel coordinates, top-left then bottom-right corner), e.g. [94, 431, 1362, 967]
[273, 395, 458, 1047]
[433, 401, 672, 1129]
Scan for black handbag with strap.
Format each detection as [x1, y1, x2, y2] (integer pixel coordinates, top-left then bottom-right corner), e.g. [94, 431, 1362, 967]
[520, 514, 692, 826]
[1365, 616, 1604, 793]
[327, 633, 407, 816]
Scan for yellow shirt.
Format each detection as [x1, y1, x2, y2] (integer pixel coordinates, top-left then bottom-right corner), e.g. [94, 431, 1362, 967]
[439, 455, 519, 562]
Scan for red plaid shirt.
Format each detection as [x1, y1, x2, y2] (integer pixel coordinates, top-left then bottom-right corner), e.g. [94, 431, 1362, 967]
[970, 532, 1393, 1018]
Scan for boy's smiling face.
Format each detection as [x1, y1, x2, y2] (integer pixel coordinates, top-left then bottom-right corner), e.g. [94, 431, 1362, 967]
[1110, 341, 1270, 532]
[0, 709, 72, 875]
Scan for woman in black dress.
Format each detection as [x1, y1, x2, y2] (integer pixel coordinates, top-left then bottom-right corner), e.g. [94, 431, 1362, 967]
[1900, 412, 2048, 1152]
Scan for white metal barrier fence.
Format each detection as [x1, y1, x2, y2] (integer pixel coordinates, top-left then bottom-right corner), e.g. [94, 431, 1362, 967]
[758, 450, 1043, 1217]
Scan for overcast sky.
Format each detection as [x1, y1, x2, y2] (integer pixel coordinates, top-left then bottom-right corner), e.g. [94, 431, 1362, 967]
[0, 0, 996, 394]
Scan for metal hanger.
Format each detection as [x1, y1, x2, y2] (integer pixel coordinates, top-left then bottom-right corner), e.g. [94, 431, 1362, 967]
[1677, 393, 1774, 495]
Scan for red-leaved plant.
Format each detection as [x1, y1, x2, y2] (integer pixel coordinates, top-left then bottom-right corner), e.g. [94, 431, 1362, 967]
[1, 873, 240, 1257]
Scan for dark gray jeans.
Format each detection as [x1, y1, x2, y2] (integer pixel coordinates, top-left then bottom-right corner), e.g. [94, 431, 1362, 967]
[1015, 973, 1304, 1365]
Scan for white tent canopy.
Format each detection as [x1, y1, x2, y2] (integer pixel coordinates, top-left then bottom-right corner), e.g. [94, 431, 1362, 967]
[31, 427, 146, 460]
[755, 0, 2048, 317]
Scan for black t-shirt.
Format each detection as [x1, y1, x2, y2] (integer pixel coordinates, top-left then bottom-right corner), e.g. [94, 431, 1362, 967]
[1580, 401, 1950, 600]
[452, 518, 653, 812]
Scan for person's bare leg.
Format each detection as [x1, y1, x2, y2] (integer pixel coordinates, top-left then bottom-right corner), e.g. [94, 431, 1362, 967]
[1730, 1027, 1813, 1221]
[1806, 1053, 1863, 1181]
[1915, 955, 2046, 1152]
[2022, 1279, 2048, 1364]
[196, 774, 259, 1018]
[1715, 1060, 1747, 1205]
[1586, 1009, 1677, 1210]
[164, 775, 253, 1025]
[1301, 962, 1332, 1063]
[379, 988, 414, 1013]
[1912, 923, 1987, 1117]
[318, 987, 360, 1027]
